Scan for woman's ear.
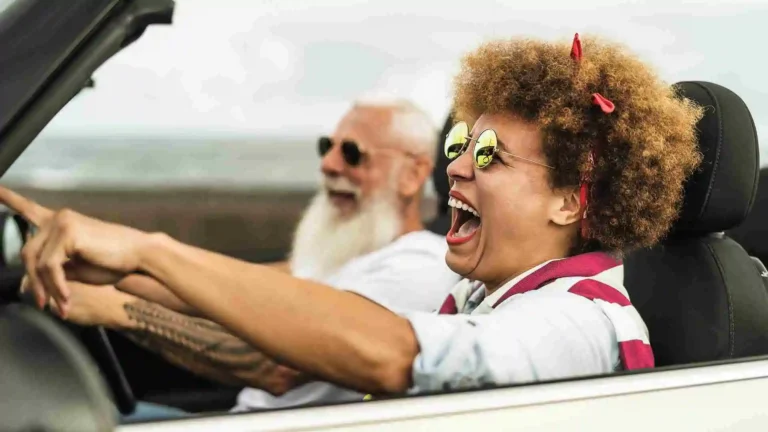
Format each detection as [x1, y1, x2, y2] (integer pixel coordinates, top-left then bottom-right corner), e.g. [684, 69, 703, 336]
[549, 186, 582, 227]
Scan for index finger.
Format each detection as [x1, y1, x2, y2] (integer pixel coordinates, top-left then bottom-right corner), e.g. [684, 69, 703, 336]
[0, 186, 53, 225]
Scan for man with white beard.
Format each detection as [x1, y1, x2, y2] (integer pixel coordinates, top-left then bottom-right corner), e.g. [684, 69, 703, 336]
[37, 99, 460, 420]
[232, 99, 461, 409]
[283, 100, 458, 310]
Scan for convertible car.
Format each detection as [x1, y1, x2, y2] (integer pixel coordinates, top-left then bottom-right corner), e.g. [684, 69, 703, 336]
[1, 0, 768, 431]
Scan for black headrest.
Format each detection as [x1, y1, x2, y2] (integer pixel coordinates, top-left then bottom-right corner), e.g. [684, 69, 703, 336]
[672, 81, 760, 235]
[0, 305, 116, 431]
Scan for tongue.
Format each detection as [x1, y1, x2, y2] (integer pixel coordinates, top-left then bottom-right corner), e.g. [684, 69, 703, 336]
[457, 216, 481, 237]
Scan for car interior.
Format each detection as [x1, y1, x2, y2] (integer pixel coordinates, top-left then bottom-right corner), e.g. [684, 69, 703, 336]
[0, 1, 767, 430]
[2, 79, 768, 429]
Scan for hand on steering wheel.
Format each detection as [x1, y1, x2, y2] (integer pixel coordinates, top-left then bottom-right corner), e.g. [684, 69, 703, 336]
[20, 275, 134, 327]
[0, 186, 150, 318]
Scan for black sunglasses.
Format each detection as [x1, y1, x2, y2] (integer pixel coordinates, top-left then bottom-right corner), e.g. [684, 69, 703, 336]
[318, 136, 365, 166]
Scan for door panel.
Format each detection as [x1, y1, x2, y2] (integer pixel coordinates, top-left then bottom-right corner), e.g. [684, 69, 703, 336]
[115, 358, 768, 431]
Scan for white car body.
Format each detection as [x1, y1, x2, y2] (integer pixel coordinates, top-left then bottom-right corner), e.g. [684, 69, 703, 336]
[120, 358, 768, 431]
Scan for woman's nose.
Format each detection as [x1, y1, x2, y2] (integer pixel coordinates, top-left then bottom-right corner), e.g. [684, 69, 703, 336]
[447, 147, 474, 183]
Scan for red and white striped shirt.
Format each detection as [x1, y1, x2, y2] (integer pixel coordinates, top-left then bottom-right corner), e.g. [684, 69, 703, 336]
[405, 252, 653, 392]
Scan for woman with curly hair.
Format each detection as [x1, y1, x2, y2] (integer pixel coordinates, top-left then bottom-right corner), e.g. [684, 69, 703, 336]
[4, 33, 702, 397]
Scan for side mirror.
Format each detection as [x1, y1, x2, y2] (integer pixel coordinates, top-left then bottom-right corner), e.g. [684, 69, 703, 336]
[0, 210, 28, 269]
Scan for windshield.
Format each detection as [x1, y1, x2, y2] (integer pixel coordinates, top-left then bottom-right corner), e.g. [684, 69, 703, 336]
[0, 0, 14, 14]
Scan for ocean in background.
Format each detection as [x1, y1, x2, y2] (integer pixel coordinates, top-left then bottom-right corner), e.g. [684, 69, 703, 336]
[6, 134, 765, 194]
[0, 135, 440, 261]
[2, 135, 326, 191]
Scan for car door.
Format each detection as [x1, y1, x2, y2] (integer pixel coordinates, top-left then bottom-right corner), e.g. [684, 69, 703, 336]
[116, 356, 768, 431]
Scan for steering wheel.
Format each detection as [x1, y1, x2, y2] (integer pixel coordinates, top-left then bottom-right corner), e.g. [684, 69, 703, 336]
[0, 212, 136, 415]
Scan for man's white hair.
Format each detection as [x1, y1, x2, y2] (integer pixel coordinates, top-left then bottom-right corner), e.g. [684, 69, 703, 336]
[351, 97, 438, 162]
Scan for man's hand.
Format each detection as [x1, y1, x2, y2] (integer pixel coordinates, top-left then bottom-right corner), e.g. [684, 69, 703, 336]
[21, 276, 134, 327]
[24, 275, 309, 393]
[0, 186, 152, 316]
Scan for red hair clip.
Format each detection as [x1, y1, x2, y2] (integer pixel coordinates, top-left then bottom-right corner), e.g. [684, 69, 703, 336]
[592, 93, 615, 114]
[569, 33, 612, 239]
[570, 33, 582, 62]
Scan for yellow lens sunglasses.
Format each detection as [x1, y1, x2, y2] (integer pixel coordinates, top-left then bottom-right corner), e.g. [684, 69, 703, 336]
[444, 121, 554, 170]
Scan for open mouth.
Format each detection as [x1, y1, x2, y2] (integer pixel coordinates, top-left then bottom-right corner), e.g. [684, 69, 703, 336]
[447, 192, 481, 245]
[327, 189, 358, 208]
[328, 190, 357, 200]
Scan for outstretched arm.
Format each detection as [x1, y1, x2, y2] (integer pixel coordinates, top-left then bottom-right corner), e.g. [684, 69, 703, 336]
[0, 187, 418, 395]
[116, 261, 292, 316]
[119, 297, 311, 395]
[116, 274, 200, 316]
[138, 234, 418, 394]
[55, 281, 310, 395]
[265, 260, 291, 273]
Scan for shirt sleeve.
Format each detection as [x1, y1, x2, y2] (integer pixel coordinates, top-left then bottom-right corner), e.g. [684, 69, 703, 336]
[404, 290, 620, 393]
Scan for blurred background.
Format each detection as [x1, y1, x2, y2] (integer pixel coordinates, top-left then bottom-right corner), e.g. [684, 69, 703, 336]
[4, 0, 767, 262]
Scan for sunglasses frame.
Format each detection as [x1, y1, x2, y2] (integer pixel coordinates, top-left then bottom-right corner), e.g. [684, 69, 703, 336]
[319, 136, 424, 167]
[318, 136, 366, 166]
[444, 122, 554, 170]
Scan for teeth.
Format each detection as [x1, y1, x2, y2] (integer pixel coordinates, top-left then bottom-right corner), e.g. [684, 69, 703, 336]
[448, 197, 479, 217]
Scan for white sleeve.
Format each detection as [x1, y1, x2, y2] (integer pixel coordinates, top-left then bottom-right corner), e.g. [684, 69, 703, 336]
[334, 250, 460, 313]
[404, 290, 620, 392]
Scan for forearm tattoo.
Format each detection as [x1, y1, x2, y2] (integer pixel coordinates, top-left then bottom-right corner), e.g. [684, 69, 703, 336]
[121, 299, 306, 393]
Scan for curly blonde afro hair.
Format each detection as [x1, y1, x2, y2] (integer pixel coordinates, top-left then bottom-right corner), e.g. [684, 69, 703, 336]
[453, 34, 703, 253]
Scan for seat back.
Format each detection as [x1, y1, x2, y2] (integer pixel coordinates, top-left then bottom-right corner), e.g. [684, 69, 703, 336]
[624, 81, 768, 366]
[427, 113, 454, 235]
[728, 167, 768, 267]
[0, 305, 115, 431]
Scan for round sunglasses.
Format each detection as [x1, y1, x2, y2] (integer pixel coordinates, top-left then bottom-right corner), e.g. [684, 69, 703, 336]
[319, 136, 420, 166]
[444, 121, 554, 169]
[318, 136, 365, 166]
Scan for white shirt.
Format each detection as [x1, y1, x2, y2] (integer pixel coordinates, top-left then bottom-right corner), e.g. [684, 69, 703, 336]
[232, 230, 460, 412]
[406, 260, 623, 392]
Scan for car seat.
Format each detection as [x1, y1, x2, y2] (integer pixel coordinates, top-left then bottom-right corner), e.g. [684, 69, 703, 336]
[728, 167, 768, 271]
[623, 81, 768, 366]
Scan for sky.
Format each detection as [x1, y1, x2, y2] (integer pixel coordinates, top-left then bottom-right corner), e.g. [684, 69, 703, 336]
[36, 0, 768, 146]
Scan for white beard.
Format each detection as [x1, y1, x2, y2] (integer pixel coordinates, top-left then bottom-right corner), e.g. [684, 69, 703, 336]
[289, 188, 402, 282]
